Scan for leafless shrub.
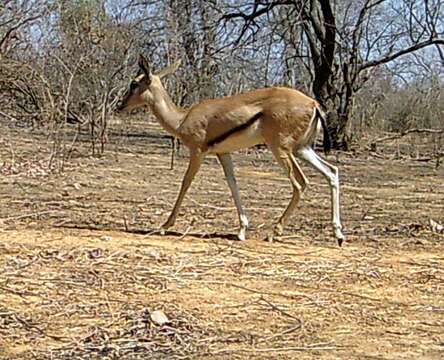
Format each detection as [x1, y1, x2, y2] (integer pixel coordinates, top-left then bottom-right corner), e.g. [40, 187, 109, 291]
[0, 0, 443, 172]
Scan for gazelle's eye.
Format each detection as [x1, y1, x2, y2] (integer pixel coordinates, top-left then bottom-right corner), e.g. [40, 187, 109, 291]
[130, 81, 138, 91]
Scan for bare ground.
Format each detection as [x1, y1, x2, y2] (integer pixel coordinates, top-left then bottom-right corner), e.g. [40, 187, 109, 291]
[0, 120, 443, 359]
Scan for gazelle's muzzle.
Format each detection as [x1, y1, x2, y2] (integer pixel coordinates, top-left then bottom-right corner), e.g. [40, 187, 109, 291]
[114, 92, 130, 113]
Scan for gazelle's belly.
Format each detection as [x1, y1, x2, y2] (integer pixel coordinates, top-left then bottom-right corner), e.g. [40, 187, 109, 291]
[207, 123, 264, 154]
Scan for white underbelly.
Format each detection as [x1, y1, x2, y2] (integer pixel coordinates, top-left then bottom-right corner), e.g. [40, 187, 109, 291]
[208, 123, 264, 154]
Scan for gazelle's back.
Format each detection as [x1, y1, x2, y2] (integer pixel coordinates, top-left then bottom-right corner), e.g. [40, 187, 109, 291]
[179, 87, 318, 147]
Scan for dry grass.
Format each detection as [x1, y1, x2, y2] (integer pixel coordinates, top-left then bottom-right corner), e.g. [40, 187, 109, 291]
[0, 119, 443, 359]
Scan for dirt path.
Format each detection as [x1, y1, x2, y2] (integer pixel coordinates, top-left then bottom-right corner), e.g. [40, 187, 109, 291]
[1, 123, 443, 358]
[1, 227, 443, 359]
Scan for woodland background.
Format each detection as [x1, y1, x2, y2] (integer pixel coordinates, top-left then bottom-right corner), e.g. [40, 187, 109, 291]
[1, 2, 444, 358]
[0, 0, 443, 164]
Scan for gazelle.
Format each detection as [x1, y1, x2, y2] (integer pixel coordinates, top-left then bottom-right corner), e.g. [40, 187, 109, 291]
[116, 55, 345, 245]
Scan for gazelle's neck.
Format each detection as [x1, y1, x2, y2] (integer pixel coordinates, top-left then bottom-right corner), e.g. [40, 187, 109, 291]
[149, 82, 187, 138]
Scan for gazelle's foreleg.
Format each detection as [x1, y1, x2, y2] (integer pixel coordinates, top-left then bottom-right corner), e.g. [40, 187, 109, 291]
[162, 151, 203, 231]
[297, 147, 345, 245]
[269, 147, 308, 241]
[217, 153, 249, 241]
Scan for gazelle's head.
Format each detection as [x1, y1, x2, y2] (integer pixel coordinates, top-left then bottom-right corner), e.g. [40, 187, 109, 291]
[116, 54, 181, 112]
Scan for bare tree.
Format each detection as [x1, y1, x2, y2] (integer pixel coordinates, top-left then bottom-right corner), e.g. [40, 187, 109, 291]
[220, 0, 444, 149]
[1, 0, 442, 171]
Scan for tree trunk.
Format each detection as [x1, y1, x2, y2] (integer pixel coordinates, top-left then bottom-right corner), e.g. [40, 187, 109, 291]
[301, 0, 353, 149]
[328, 112, 351, 151]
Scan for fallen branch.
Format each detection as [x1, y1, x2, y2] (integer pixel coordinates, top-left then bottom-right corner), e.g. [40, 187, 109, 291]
[0, 210, 59, 223]
[205, 342, 340, 355]
[372, 128, 444, 143]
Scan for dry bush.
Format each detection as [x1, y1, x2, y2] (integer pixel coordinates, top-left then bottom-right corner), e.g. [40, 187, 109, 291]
[0, 0, 442, 170]
[0, 1, 136, 172]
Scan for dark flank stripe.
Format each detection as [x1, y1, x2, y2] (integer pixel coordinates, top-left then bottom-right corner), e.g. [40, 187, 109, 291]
[207, 111, 263, 147]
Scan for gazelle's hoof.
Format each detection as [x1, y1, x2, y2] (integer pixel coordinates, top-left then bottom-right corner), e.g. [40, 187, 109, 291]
[266, 224, 284, 243]
[161, 218, 175, 232]
[266, 233, 278, 243]
[237, 215, 249, 241]
[160, 222, 173, 236]
[237, 232, 246, 241]
[335, 228, 345, 247]
[273, 223, 284, 237]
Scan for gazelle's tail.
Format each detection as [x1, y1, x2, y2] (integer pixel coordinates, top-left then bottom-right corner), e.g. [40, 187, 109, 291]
[316, 108, 331, 154]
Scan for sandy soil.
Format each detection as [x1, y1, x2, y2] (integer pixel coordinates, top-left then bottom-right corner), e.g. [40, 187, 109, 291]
[1, 120, 443, 359]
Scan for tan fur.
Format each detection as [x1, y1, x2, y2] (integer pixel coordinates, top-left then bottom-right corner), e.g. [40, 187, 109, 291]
[116, 56, 344, 243]
[177, 87, 318, 152]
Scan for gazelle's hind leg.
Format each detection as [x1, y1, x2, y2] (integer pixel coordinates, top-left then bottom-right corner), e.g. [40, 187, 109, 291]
[268, 146, 308, 242]
[290, 153, 309, 192]
[296, 147, 345, 245]
[217, 153, 249, 241]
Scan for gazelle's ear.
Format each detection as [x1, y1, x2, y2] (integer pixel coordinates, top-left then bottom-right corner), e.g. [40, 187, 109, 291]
[138, 54, 151, 81]
[156, 59, 182, 79]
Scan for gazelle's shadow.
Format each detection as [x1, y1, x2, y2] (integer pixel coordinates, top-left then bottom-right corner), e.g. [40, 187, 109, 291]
[130, 227, 240, 241]
[57, 224, 239, 241]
